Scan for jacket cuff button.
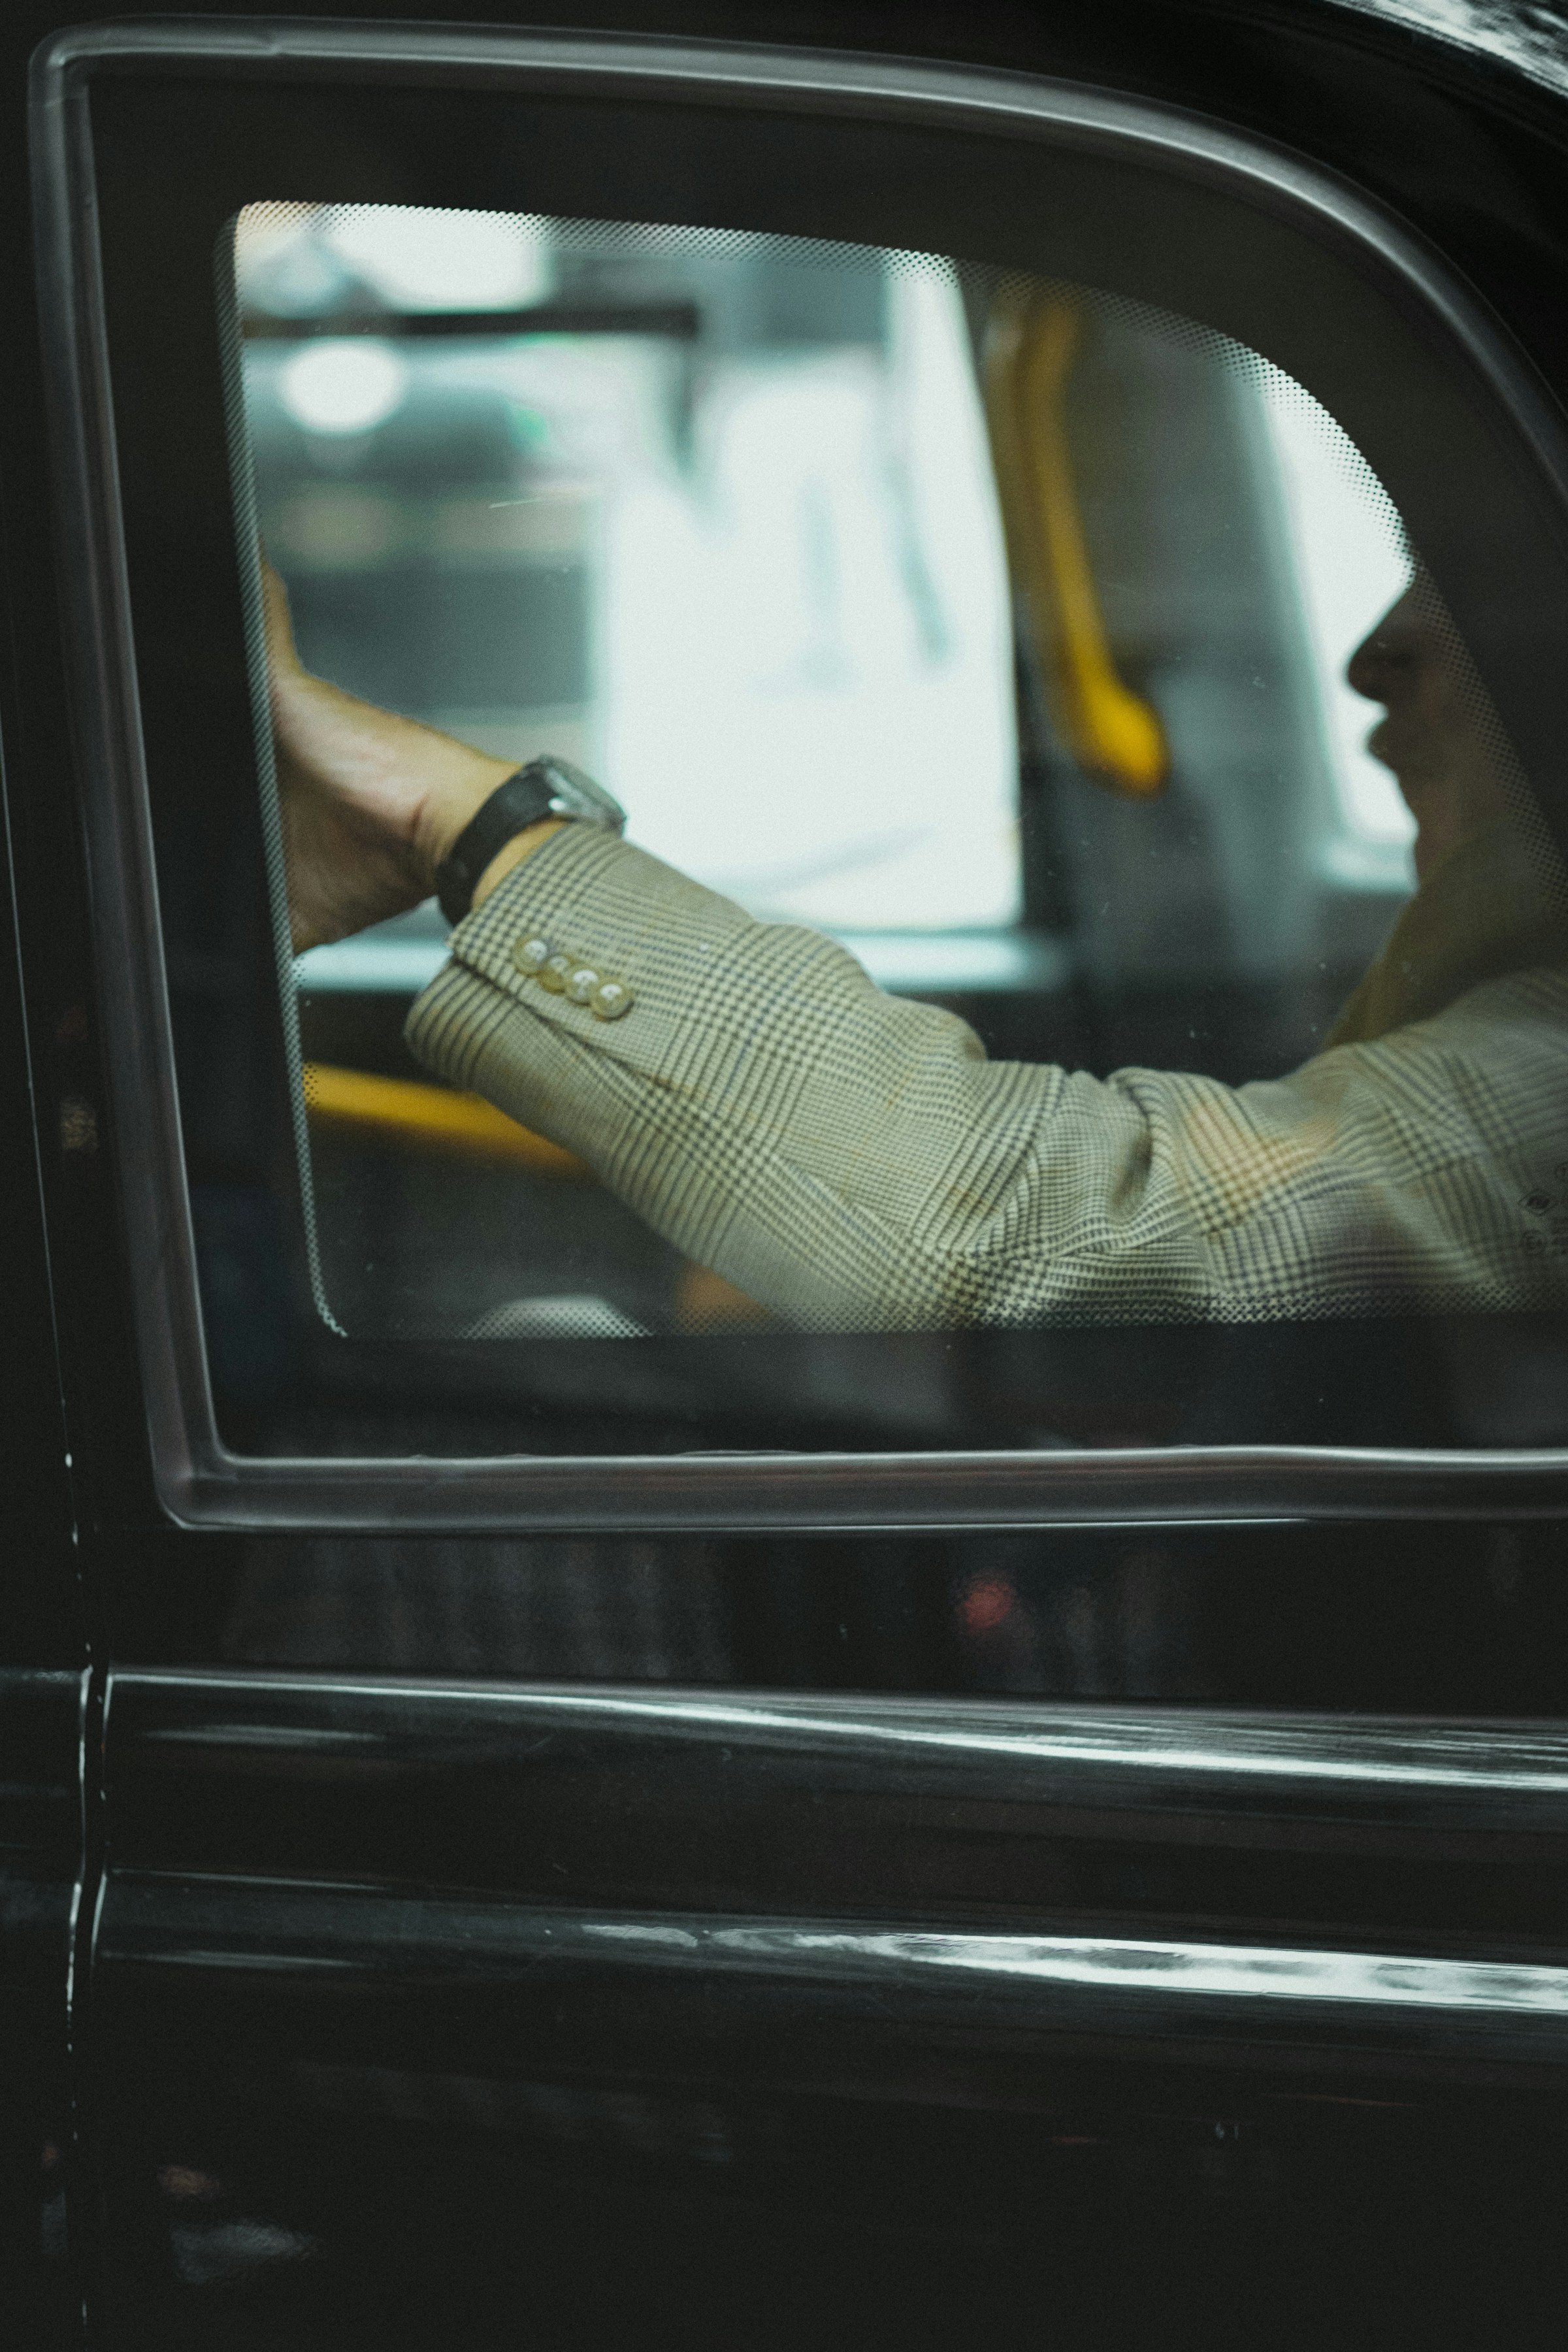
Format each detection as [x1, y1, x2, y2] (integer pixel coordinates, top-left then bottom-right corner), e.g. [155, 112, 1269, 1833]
[590, 979, 634, 1021]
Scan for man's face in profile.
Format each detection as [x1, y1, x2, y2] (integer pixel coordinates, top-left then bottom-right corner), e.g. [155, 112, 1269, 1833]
[1348, 580, 1511, 880]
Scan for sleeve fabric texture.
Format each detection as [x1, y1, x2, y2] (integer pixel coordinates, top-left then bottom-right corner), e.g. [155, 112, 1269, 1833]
[406, 823, 1568, 1330]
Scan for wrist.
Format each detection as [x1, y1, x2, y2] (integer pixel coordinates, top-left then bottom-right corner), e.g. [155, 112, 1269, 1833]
[412, 749, 520, 886]
[421, 748, 621, 918]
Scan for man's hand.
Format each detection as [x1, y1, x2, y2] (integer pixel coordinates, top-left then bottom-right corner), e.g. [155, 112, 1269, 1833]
[263, 561, 555, 951]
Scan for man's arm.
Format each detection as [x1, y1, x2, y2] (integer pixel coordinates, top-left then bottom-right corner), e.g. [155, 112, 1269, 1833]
[406, 821, 1089, 1329]
[404, 820, 1568, 1330]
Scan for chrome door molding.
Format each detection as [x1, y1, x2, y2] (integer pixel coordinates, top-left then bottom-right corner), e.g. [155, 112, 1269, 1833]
[99, 1669, 1568, 2070]
[97, 1880, 1568, 2067]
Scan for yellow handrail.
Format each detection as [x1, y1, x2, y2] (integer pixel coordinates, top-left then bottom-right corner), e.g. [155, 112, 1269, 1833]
[302, 1061, 591, 1180]
[983, 292, 1168, 797]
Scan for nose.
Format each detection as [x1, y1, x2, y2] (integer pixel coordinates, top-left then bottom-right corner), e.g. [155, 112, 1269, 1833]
[1347, 616, 1411, 706]
[1347, 585, 1422, 705]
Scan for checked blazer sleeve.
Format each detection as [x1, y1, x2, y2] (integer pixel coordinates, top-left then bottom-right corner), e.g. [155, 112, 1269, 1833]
[405, 823, 1568, 1330]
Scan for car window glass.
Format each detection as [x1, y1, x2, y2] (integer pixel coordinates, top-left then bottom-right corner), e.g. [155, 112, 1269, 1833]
[170, 188, 1568, 1457]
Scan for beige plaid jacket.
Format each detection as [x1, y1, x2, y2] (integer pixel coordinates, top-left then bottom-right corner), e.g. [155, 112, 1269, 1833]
[406, 819, 1568, 1330]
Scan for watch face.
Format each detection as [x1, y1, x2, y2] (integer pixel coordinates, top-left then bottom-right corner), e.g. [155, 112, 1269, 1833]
[538, 755, 627, 835]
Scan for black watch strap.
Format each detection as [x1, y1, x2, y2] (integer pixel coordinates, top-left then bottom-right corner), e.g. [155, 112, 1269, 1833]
[434, 762, 561, 926]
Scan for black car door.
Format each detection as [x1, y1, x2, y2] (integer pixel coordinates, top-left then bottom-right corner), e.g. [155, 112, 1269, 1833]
[8, 5, 1568, 2347]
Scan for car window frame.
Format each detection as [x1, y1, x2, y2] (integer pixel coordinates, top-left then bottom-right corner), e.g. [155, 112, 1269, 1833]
[29, 15, 1568, 1532]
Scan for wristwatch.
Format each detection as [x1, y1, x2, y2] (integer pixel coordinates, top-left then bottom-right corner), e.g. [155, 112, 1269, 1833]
[434, 755, 627, 926]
